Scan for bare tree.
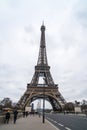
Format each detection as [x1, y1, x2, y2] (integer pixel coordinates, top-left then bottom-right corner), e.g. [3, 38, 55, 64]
[1, 98, 12, 108]
[64, 102, 74, 112]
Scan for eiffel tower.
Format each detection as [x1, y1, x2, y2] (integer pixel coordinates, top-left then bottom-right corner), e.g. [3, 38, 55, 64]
[17, 24, 66, 111]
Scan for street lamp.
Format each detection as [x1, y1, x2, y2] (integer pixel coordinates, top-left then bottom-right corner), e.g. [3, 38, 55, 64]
[42, 77, 45, 123]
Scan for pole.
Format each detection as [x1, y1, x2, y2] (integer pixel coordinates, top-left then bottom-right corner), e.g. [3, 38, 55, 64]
[42, 78, 45, 123]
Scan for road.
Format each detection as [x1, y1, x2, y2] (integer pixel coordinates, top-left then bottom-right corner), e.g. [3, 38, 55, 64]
[46, 113, 87, 130]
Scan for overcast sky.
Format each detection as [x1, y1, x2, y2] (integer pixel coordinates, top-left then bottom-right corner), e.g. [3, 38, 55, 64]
[0, 0, 87, 108]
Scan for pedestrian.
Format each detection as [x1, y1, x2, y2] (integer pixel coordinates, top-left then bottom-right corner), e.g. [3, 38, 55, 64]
[23, 111, 25, 117]
[13, 109, 18, 124]
[38, 112, 41, 117]
[25, 111, 28, 117]
[5, 110, 10, 124]
[85, 110, 87, 117]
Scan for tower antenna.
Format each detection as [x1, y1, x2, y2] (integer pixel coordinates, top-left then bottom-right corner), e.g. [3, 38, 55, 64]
[42, 21, 44, 25]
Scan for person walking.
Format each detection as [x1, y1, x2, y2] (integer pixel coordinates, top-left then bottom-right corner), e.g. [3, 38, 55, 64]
[23, 111, 25, 117]
[13, 109, 18, 124]
[25, 111, 28, 117]
[5, 111, 10, 124]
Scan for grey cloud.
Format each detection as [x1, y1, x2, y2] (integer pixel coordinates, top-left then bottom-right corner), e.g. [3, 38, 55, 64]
[0, 0, 87, 104]
[24, 25, 35, 33]
[74, 0, 87, 27]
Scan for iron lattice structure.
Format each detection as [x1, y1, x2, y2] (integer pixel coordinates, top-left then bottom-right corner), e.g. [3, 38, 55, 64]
[17, 24, 66, 111]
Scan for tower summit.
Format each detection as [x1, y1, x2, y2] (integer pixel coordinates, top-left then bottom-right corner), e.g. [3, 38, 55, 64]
[37, 24, 48, 65]
[17, 24, 66, 111]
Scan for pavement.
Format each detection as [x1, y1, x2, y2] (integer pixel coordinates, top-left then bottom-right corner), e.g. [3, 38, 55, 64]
[0, 115, 60, 130]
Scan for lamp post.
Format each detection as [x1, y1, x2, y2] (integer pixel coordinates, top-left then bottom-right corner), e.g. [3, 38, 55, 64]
[42, 77, 45, 123]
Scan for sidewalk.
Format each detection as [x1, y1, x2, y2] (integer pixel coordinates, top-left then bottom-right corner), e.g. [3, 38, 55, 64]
[0, 115, 59, 130]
